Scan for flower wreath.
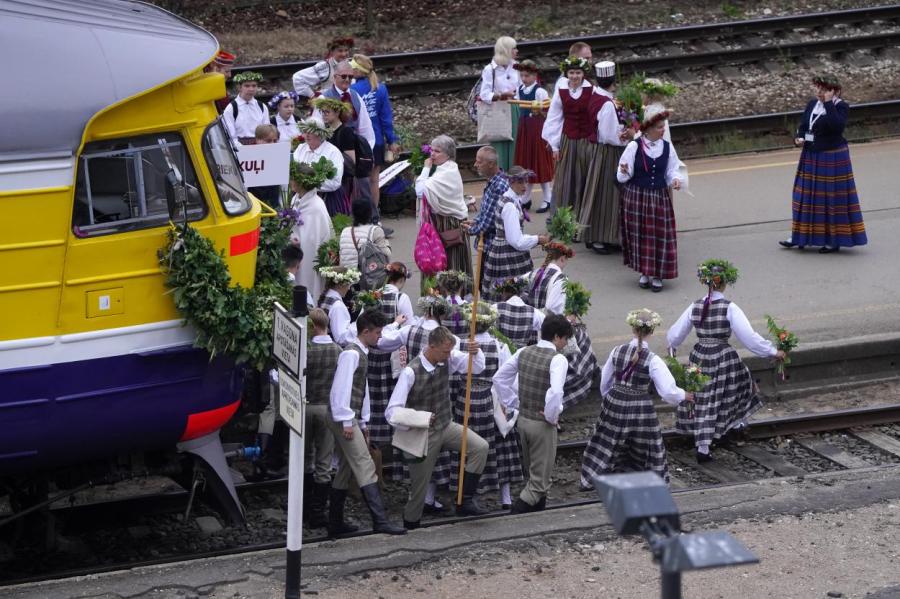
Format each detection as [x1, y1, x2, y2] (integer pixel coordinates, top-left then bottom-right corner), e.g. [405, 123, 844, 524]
[459, 302, 498, 327]
[233, 71, 263, 84]
[319, 266, 361, 286]
[626, 308, 662, 332]
[436, 270, 471, 293]
[290, 156, 337, 190]
[492, 276, 528, 295]
[559, 55, 590, 75]
[696, 259, 739, 287]
[544, 240, 575, 260]
[268, 90, 299, 111]
[312, 97, 352, 115]
[416, 294, 450, 315]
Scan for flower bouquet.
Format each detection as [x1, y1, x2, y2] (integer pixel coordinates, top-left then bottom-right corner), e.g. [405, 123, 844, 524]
[615, 77, 644, 130]
[564, 280, 592, 321]
[314, 238, 340, 273]
[765, 315, 798, 380]
[547, 206, 581, 244]
[664, 357, 711, 418]
[290, 134, 306, 152]
[354, 288, 383, 311]
[408, 144, 432, 172]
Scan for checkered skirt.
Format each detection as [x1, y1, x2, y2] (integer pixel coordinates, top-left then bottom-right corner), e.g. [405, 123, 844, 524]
[483, 198, 535, 287]
[674, 299, 762, 448]
[562, 324, 600, 408]
[580, 345, 669, 486]
[620, 183, 678, 279]
[495, 301, 537, 350]
[366, 293, 399, 448]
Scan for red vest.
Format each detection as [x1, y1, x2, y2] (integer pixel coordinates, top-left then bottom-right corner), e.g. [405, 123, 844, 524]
[560, 87, 594, 141]
[587, 93, 613, 144]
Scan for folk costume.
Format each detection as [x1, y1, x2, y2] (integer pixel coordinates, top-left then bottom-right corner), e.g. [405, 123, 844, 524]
[483, 183, 539, 296]
[666, 261, 777, 458]
[208, 50, 236, 115]
[512, 62, 554, 207]
[617, 105, 684, 290]
[494, 281, 544, 351]
[442, 294, 470, 337]
[268, 91, 301, 142]
[364, 294, 404, 449]
[318, 270, 360, 347]
[493, 339, 568, 512]
[289, 189, 333, 304]
[581, 61, 628, 252]
[784, 75, 867, 251]
[386, 344, 489, 526]
[292, 37, 353, 99]
[542, 57, 594, 216]
[317, 84, 376, 149]
[293, 116, 348, 218]
[303, 334, 340, 524]
[525, 261, 567, 315]
[222, 72, 269, 146]
[580, 312, 687, 486]
[415, 159, 473, 277]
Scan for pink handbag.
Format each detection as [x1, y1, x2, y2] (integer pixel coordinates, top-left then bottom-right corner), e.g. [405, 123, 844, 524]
[414, 196, 447, 275]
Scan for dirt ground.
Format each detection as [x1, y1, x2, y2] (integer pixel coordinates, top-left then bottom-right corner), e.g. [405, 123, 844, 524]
[309, 501, 900, 599]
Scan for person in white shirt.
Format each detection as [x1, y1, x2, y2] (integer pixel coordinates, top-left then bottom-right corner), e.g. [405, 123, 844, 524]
[525, 241, 573, 316]
[325, 309, 406, 536]
[581, 61, 635, 255]
[386, 326, 488, 528]
[666, 260, 785, 462]
[221, 71, 269, 146]
[292, 36, 353, 100]
[617, 104, 684, 292]
[492, 314, 572, 513]
[292, 116, 346, 216]
[268, 91, 300, 142]
[483, 166, 550, 296]
[287, 159, 334, 304]
[478, 36, 520, 170]
[317, 266, 360, 347]
[581, 309, 693, 486]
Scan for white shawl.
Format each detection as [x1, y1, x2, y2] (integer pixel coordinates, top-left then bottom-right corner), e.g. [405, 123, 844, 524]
[290, 190, 334, 303]
[417, 160, 467, 220]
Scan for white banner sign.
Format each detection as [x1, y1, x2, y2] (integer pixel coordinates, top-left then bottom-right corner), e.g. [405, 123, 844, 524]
[278, 366, 305, 437]
[237, 141, 291, 187]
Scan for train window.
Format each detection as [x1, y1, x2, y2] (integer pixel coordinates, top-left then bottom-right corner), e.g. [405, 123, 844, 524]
[72, 133, 206, 237]
[202, 121, 252, 216]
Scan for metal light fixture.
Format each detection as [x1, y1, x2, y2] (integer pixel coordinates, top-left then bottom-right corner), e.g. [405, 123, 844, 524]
[593, 472, 759, 599]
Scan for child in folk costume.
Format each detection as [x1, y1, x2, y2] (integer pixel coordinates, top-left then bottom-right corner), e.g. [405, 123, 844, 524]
[580, 310, 693, 486]
[222, 71, 270, 146]
[482, 166, 550, 298]
[493, 276, 544, 351]
[326, 309, 406, 536]
[387, 326, 490, 529]
[288, 160, 335, 305]
[493, 314, 573, 513]
[513, 60, 555, 213]
[317, 266, 360, 347]
[581, 61, 634, 255]
[437, 270, 471, 337]
[268, 91, 300, 142]
[448, 303, 523, 508]
[617, 104, 685, 292]
[542, 56, 595, 216]
[292, 36, 353, 100]
[666, 260, 785, 462]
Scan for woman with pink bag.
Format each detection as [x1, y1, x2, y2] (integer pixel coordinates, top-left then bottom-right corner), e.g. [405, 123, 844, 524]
[414, 135, 473, 278]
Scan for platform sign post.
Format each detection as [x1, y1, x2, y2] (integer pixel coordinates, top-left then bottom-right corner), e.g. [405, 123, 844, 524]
[273, 299, 307, 599]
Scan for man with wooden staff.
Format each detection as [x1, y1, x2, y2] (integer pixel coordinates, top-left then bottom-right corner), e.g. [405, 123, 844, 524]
[386, 326, 489, 529]
[492, 314, 573, 513]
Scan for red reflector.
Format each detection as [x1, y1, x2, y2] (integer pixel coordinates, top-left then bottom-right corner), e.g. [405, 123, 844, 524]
[229, 227, 260, 256]
[179, 400, 240, 442]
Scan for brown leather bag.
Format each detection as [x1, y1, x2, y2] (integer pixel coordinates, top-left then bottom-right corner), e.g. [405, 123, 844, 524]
[438, 226, 463, 249]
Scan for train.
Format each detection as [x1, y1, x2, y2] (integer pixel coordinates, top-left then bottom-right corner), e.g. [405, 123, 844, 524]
[0, 0, 262, 525]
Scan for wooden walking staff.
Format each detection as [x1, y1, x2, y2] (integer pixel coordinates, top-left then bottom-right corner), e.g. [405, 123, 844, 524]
[456, 234, 485, 507]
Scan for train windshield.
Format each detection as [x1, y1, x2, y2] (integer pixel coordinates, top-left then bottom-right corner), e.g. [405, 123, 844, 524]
[203, 121, 252, 216]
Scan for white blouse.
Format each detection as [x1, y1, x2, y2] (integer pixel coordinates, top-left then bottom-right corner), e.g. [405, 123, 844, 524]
[541, 80, 593, 152]
[324, 289, 356, 347]
[222, 96, 270, 144]
[499, 188, 539, 251]
[514, 82, 550, 103]
[274, 114, 300, 142]
[599, 339, 686, 405]
[479, 61, 521, 103]
[594, 87, 626, 147]
[384, 284, 414, 322]
[292, 141, 344, 193]
[617, 138, 682, 186]
[666, 292, 778, 358]
[527, 263, 566, 316]
[330, 338, 371, 427]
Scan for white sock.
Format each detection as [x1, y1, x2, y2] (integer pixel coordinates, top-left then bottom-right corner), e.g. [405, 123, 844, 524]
[697, 444, 711, 455]
[540, 182, 553, 206]
[425, 482, 437, 505]
[526, 183, 534, 201]
[500, 483, 511, 505]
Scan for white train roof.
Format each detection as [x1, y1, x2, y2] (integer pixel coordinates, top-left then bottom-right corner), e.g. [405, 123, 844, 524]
[0, 0, 217, 191]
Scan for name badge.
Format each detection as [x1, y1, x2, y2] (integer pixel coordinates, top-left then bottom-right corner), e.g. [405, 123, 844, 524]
[804, 133, 815, 142]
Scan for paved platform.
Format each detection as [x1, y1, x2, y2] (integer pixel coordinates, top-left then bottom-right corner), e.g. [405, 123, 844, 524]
[390, 138, 900, 349]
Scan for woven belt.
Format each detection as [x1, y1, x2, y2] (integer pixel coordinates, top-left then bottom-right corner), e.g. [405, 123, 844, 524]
[697, 338, 728, 346]
[611, 384, 645, 396]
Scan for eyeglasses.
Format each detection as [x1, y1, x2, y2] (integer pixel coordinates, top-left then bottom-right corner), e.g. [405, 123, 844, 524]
[335, 74, 353, 80]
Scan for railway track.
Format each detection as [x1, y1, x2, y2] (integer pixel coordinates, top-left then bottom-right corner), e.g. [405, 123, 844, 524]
[4, 399, 900, 586]
[237, 5, 900, 100]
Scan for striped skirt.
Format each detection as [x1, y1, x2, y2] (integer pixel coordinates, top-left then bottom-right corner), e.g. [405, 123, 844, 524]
[552, 135, 592, 215]
[365, 350, 395, 448]
[483, 238, 534, 289]
[432, 213, 473, 278]
[790, 145, 867, 248]
[620, 183, 678, 279]
[563, 324, 600, 408]
[580, 387, 669, 486]
[580, 144, 625, 245]
[322, 187, 351, 217]
[675, 340, 762, 448]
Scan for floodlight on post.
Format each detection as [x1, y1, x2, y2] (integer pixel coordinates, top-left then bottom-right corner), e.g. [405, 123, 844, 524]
[593, 472, 759, 599]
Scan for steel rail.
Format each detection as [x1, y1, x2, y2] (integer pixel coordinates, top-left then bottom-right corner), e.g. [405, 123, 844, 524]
[235, 5, 900, 80]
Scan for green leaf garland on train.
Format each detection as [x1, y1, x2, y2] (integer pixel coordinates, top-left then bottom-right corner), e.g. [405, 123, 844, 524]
[160, 215, 296, 372]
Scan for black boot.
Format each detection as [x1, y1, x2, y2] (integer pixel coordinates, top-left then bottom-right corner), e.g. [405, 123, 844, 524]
[302, 473, 314, 519]
[510, 497, 536, 514]
[249, 433, 275, 481]
[403, 519, 421, 530]
[359, 483, 406, 535]
[307, 481, 330, 529]
[534, 496, 547, 511]
[456, 472, 489, 516]
[327, 488, 360, 537]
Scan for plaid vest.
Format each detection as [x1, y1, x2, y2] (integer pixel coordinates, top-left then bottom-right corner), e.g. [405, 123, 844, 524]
[527, 267, 567, 311]
[306, 341, 341, 405]
[319, 293, 341, 316]
[406, 324, 433, 360]
[496, 301, 537, 349]
[345, 343, 368, 416]
[518, 345, 557, 420]
[690, 298, 732, 341]
[492, 195, 524, 242]
[405, 355, 452, 430]
[610, 343, 653, 393]
[370, 291, 398, 356]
